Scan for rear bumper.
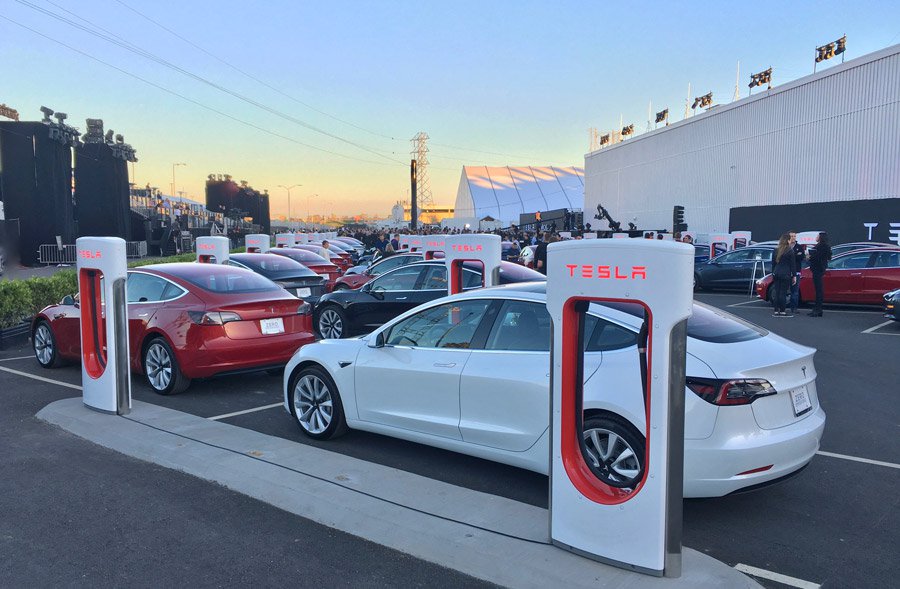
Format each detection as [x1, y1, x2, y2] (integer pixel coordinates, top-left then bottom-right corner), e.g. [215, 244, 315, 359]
[684, 404, 826, 498]
[176, 331, 316, 379]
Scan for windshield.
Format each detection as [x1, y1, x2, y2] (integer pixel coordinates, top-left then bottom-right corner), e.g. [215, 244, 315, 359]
[180, 269, 279, 294]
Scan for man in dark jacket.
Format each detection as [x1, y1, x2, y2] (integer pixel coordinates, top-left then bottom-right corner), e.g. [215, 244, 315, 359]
[534, 232, 550, 275]
[807, 232, 832, 316]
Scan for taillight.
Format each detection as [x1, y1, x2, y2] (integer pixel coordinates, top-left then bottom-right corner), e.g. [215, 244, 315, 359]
[686, 377, 777, 406]
[297, 302, 311, 315]
[188, 311, 242, 325]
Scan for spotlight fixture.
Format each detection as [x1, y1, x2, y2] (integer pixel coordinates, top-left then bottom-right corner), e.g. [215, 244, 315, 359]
[599, 133, 611, 146]
[692, 93, 713, 110]
[621, 124, 635, 136]
[39, 106, 54, 123]
[655, 108, 669, 124]
[816, 35, 846, 66]
[84, 118, 105, 143]
[105, 129, 115, 143]
[0, 103, 19, 121]
[749, 68, 773, 89]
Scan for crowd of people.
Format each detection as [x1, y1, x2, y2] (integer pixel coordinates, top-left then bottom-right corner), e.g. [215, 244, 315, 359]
[338, 226, 835, 316]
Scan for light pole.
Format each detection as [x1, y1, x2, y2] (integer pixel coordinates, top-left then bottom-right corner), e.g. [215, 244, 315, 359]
[171, 162, 186, 196]
[278, 184, 301, 226]
[307, 193, 318, 225]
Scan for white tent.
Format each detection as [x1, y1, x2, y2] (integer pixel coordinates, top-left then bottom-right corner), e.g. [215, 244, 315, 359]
[453, 165, 584, 226]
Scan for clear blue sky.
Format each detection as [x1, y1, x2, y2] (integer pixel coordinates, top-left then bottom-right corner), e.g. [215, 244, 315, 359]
[3, 0, 898, 217]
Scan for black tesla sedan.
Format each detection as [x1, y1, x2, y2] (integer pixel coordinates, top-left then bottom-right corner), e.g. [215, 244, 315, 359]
[228, 253, 328, 302]
[314, 260, 545, 338]
[694, 245, 776, 291]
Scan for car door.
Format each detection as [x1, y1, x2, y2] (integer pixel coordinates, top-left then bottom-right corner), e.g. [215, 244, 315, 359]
[360, 265, 430, 328]
[701, 251, 739, 288]
[822, 252, 873, 302]
[864, 250, 900, 304]
[354, 299, 496, 439]
[126, 272, 184, 356]
[458, 300, 553, 451]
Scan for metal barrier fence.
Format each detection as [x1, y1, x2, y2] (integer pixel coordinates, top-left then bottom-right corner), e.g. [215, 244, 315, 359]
[38, 241, 148, 264]
[37, 244, 76, 265]
[126, 240, 148, 258]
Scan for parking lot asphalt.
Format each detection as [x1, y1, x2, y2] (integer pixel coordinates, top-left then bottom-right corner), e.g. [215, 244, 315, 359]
[2, 291, 898, 587]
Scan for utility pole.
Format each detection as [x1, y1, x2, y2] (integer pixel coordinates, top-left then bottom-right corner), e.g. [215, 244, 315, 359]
[684, 83, 692, 119]
[171, 162, 186, 196]
[733, 61, 741, 101]
[278, 184, 301, 225]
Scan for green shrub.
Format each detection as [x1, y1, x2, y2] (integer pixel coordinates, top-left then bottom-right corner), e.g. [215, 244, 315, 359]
[0, 280, 32, 328]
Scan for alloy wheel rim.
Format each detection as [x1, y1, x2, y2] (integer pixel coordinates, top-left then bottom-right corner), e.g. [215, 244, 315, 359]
[319, 310, 343, 339]
[582, 427, 641, 486]
[34, 325, 53, 365]
[145, 343, 173, 390]
[294, 374, 333, 434]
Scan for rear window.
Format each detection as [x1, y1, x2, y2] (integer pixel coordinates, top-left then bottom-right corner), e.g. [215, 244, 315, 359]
[497, 263, 545, 283]
[598, 301, 766, 343]
[236, 256, 316, 278]
[181, 270, 279, 294]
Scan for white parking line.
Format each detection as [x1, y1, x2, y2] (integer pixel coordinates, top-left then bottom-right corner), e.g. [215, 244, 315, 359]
[862, 320, 894, 334]
[735, 564, 820, 588]
[0, 356, 37, 362]
[816, 450, 900, 470]
[207, 403, 284, 421]
[726, 299, 764, 308]
[0, 366, 82, 390]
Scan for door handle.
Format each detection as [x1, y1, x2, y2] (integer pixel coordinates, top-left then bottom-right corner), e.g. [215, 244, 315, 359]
[138, 313, 149, 318]
[396, 297, 408, 300]
[433, 362, 456, 368]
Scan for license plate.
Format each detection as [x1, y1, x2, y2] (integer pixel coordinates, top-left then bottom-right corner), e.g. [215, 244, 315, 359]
[260, 317, 285, 335]
[790, 386, 812, 417]
[296, 287, 311, 297]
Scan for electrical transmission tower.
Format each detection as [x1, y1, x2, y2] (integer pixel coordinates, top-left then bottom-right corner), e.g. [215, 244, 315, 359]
[411, 132, 434, 216]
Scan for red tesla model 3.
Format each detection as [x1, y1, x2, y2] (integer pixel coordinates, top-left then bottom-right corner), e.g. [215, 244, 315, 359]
[31, 263, 316, 395]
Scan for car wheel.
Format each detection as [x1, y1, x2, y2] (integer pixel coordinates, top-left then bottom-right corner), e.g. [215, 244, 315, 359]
[142, 338, 191, 395]
[318, 306, 348, 339]
[582, 415, 645, 489]
[693, 274, 702, 291]
[33, 321, 63, 368]
[289, 365, 348, 440]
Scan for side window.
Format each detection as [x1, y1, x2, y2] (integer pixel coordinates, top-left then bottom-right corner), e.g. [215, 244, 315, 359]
[386, 300, 491, 349]
[725, 250, 752, 262]
[422, 266, 448, 290]
[371, 256, 405, 275]
[127, 273, 168, 303]
[371, 266, 426, 291]
[583, 315, 638, 352]
[463, 268, 483, 289]
[830, 253, 872, 269]
[160, 281, 186, 301]
[485, 301, 551, 352]
[715, 251, 736, 263]
[873, 251, 900, 268]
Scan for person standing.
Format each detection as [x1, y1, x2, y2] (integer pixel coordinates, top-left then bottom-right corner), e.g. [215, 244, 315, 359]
[807, 232, 832, 317]
[771, 233, 797, 317]
[788, 231, 805, 314]
[534, 232, 550, 275]
[318, 240, 331, 260]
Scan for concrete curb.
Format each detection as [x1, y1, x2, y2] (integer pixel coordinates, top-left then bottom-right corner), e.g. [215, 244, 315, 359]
[38, 398, 760, 589]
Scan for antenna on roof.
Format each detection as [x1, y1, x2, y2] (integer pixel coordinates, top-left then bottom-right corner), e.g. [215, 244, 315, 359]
[733, 61, 741, 101]
[684, 83, 692, 119]
[646, 100, 653, 132]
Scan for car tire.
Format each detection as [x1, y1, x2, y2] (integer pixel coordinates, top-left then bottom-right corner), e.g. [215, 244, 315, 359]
[581, 414, 645, 489]
[142, 337, 191, 395]
[693, 274, 702, 291]
[33, 320, 63, 368]
[288, 365, 348, 440]
[318, 305, 348, 339]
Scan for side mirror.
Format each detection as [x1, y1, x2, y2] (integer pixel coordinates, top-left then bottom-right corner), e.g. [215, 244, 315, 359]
[360, 282, 372, 293]
[61, 294, 75, 306]
[368, 331, 385, 348]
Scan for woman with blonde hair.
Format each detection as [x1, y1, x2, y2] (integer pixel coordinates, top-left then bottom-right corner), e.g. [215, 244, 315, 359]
[771, 233, 797, 316]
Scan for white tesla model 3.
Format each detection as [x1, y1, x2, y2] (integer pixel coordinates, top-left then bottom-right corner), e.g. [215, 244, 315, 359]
[282, 282, 825, 498]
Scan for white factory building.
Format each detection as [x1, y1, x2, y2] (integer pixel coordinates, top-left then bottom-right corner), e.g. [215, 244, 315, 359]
[584, 44, 900, 244]
[453, 165, 584, 227]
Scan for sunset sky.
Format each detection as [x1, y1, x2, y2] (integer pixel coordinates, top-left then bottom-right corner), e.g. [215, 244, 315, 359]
[3, 0, 898, 218]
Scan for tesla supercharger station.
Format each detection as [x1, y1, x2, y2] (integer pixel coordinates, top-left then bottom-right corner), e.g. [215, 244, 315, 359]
[294, 233, 310, 245]
[76, 236, 131, 415]
[546, 239, 693, 577]
[796, 231, 821, 247]
[443, 234, 501, 294]
[583, 232, 597, 239]
[408, 236, 424, 252]
[196, 236, 230, 264]
[275, 233, 295, 248]
[245, 234, 270, 254]
[613, 233, 629, 239]
[423, 238, 445, 260]
[708, 233, 730, 258]
[731, 231, 752, 249]
[398, 234, 411, 251]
